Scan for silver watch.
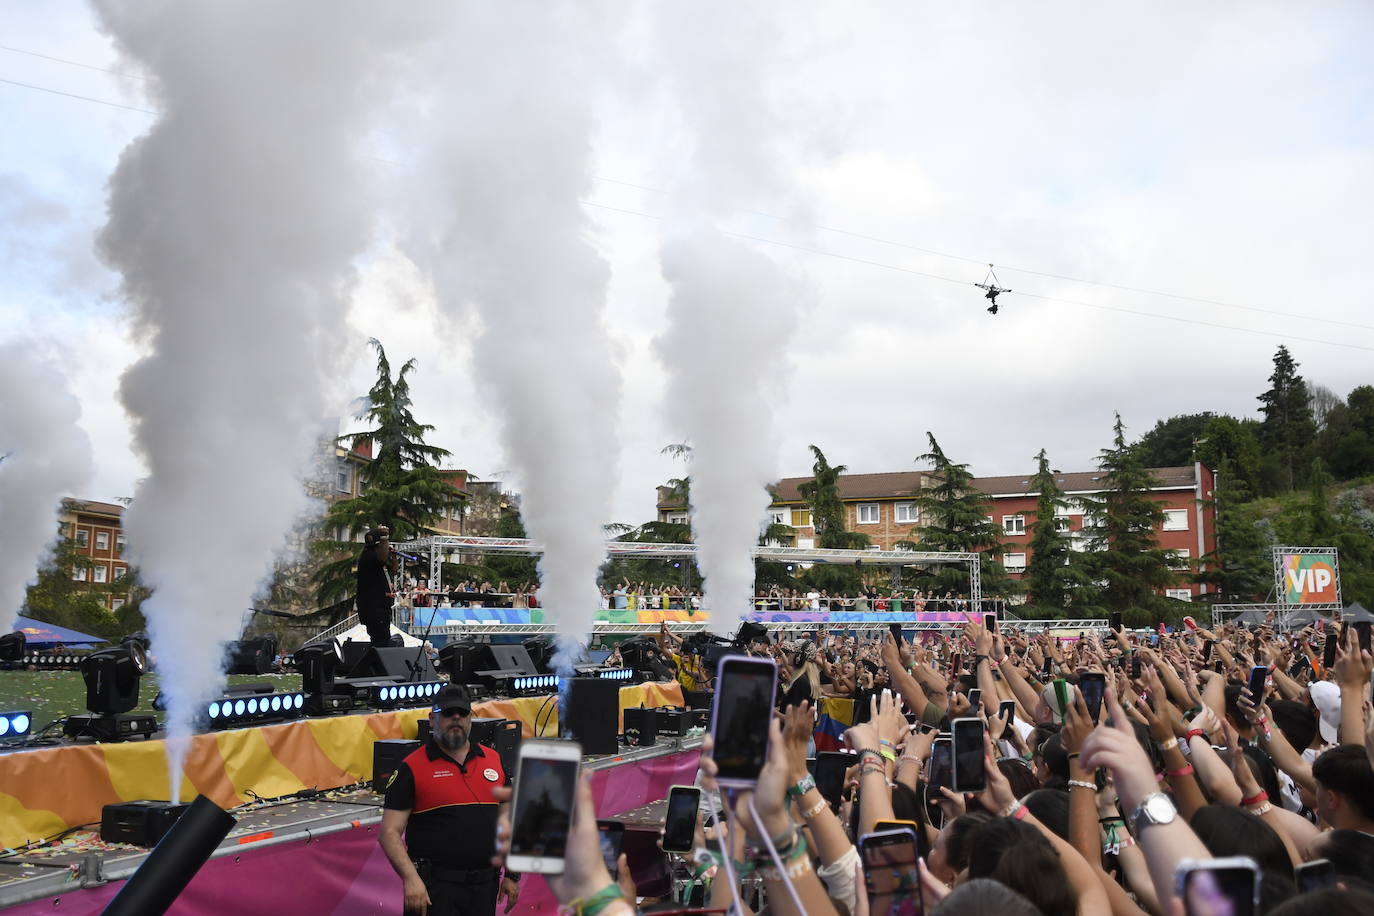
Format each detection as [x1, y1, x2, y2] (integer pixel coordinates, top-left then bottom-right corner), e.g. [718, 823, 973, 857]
[1130, 792, 1177, 836]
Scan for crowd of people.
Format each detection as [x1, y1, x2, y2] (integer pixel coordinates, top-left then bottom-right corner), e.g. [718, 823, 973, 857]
[459, 615, 1374, 915]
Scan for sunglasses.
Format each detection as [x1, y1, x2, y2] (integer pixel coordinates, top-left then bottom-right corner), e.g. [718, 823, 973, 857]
[436, 706, 471, 718]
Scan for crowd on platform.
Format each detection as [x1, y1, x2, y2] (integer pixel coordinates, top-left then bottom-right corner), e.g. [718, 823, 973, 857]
[479, 616, 1374, 915]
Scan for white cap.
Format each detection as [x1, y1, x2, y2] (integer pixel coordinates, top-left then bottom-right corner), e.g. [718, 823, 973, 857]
[1309, 680, 1341, 745]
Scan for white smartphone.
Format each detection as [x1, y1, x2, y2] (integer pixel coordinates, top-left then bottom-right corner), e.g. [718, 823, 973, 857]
[708, 655, 778, 787]
[507, 739, 582, 874]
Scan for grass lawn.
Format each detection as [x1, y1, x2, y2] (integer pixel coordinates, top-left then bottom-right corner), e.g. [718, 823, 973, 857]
[0, 668, 303, 736]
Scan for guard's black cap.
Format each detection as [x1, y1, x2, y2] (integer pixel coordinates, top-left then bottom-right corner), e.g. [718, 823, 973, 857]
[431, 684, 472, 713]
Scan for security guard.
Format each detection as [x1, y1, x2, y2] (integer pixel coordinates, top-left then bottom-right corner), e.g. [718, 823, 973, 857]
[380, 684, 520, 915]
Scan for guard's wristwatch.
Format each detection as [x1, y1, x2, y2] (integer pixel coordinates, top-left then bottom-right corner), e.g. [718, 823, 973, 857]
[1129, 791, 1177, 836]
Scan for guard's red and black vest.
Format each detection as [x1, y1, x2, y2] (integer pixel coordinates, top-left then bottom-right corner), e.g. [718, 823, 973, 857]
[383, 739, 507, 868]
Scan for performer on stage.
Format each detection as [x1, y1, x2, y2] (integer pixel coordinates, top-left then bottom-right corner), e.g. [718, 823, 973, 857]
[356, 526, 396, 647]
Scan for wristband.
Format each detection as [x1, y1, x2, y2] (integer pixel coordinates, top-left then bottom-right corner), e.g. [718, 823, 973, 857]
[1002, 798, 1024, 818]
[1010, 802, 1029, 821]
[786, 774, 816, 799]
[1249, 802, 1274, 816]
[800, 798, 828, 820]
[1068, 779, 1097, 791]
[1242, 790, 1268, 806]
[1166, 764, 1195, 777]
[563, 882, 625, 916]
[878, 747, 897, 762]
[1157, 737, 1179, 751]
[769, 825, 802, 857]
[1066, 752, 1080, 761]
[1186, 728, 1206, 743]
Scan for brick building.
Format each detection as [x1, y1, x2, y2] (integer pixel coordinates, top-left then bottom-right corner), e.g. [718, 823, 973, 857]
[659, 463, 1218, 600]
[57, 499, 131, 610]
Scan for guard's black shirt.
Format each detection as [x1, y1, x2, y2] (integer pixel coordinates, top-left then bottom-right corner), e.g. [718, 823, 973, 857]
[383, 738, 508, 869]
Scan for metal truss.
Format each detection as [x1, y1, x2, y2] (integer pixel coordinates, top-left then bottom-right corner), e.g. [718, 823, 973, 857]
[1210, 602, 1343, 630]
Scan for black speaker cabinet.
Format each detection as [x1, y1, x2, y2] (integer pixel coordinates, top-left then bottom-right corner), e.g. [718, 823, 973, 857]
[470, 717, 523, 778]
[226, 636, 277, 675]
[372, 739, 421, 793]
[348, 646, 438, 682]
[100, 800, 191, 847]
[438, 642, 495, 685]
[623, 707, 658, 748]
[563, 677, 620, 756]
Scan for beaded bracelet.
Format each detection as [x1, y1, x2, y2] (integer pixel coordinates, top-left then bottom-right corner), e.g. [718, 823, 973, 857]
[1068, 779, 1097, 791]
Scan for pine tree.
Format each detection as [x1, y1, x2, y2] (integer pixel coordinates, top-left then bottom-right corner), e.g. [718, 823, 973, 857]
[798, 445, 870, 550]
[1024, 449, 1089, 613]
[902, 433, 1012, 597]
[1257, 345, 1316, 494]
[1079, 414, 1177, 624]
[311, 340, 464, 606]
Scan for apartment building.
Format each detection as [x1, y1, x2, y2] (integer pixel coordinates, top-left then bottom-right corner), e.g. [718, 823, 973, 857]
[58, 499, 131, 610]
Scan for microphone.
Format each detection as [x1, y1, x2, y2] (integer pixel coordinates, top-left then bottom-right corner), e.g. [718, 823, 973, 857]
[394, 551, 419, 562]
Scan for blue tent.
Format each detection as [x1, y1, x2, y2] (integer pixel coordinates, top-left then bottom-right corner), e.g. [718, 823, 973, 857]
[12, 615, 107, 646]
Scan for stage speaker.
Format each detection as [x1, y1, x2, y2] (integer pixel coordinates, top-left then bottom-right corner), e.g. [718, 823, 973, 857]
[225, 636, 277, 675]
[486, 645, 538, 676]
[522, 636, 556, 674]
[372, 739, 421, 793]
[470, 717, 522, 778]
[347, 646, 438, 682]
[623, 707, 658, 747]
[438, 642, 495, 685]
[562, 677, 620, 756]
[682, 689, 713, 710]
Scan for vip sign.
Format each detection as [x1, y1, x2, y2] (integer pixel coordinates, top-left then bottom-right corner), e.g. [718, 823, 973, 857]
[1281, 552, 1339, 604]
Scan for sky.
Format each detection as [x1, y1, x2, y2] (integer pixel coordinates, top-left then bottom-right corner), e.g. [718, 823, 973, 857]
[3, 0, 1374, 531]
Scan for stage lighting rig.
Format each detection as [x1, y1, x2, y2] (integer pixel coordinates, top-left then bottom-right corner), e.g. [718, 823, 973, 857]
[64, 642, 157, 741]
[508, 673, 561, 696]
[204, 692, 305, 730]
[368, 681, 445, 709]
[594, 667, 635, 683]
[0, 710, 33, 742]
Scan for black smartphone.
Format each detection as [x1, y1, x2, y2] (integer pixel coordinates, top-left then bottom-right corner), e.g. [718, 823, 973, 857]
[889, 622, 903, 643]
[1176, 856, 1259, 916]
[708, 655, 778, 786]
[1080, 672, 1107, 724]
[1130, 655, 1143, 679]
[874, 819, 928, 861]
[951, 717, 986, 793]
[951, 652, 963, 673]
[984, 613, 997, 635]
[1042, 655, 1053, 677]
[1110, 611, 1123, 632]
[1323, 635, 1339, 669]
[806, 756, 817, 776]
[814, 751, 851, 810]
[1294, 858, 1336, 893]
[1202, 639, 1214, 662]
[661, 785, 701, 853]
[927, 736, 953, 790]
[1246, 665, 1268, 702]
[998, 699, 1015, 726]
[596, 819, 625, 878]
[1356, 621, 1372, 654]
[860, 828, 923, 916]
[967, 688, 982, 711]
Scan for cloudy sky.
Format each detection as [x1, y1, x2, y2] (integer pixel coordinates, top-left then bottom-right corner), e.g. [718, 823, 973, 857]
[3, 1, 1373, 529]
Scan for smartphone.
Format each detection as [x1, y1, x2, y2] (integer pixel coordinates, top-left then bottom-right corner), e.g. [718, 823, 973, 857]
[998, 699, 1016, 727]
[661, 785, 700, 853]
[984, 613, 997, 635]
[967, 688, 983, 712]
[1356, 621, 1372, 654]
[1246, 665, 1267, 702]
[814, 751, 852, 810]
[1294, 858, 1336, 893]
[596, 819, 625, 878]
[951, 717, 986, 793]
[1323, 635, 1338, 669]
[1130, 655, 1142, 679]
[1110, 611, 1123, 632]
[1175, 856, 1259, 916]
[708, 655, 778, 786]
[507, 739, 582, 874]
[889, 622, 903, 643]
[806, 756, 817, 776]
[1202, 639, 1214, 662]
[927, 736, 953, 790]
[951, 652, 962, 673]
[860, 828, 923, 916]
[1080, 672, 1107, 724]
[1042, 655, 1053, 677]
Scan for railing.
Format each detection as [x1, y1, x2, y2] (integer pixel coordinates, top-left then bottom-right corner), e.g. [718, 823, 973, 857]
[302, 614, 360, 647]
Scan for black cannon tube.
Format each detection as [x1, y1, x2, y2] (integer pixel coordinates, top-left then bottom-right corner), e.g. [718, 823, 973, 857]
[102, 795, 236, 916]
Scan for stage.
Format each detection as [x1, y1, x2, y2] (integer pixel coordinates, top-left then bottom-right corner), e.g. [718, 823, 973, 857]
[0, 681, 684, 851]
[0, 737, 702, 914]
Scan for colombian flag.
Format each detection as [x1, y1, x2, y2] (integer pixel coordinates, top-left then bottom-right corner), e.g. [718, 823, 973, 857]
[813, 697, 856, 752]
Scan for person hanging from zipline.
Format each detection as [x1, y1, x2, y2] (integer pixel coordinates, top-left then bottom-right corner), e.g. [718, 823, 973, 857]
[974, 263, 1011, 314]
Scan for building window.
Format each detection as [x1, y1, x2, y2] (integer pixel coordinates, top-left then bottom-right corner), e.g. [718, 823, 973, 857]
[114, 566, 128, 581]
[768, 509, 787, 526]
[73, 566, 87, 582]
[93, 565, 108, 583]
[336, 468, 351, 493]
[60, 522, 72, 537]
[856, 504, 880, 524]
[667, 512, 689, 525]
[797, 537, 815, 549]
[1003, 552, 1027, 571]
[1166, 588, 1193, 601]
[1162, 509, 1188, 531]
[112, 598, 125, 611]
[894, 502, 918, 523]
[1002, 515, 1026, 536]
[96, 531, 109, 551]
[791, 508, 812, 528]
[1054, 517, 1071, 532]
[116, 534, 126, 554]
[76, 529, 89, 548]
[1168, 548, 1191, 570]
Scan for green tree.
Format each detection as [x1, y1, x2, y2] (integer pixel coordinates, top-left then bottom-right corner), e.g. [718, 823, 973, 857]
[1195, 415, 1263, 495]
[1134, 413, 1216, 468]
[1194, 456, 1273, 602]
[1257, 345, 1316, 494]
[1023, 449, 1089, 613]
[900, 433, 1013, 597]
[22, 535, 124, 639]
[1316, 385, 1374, 480]
[311, 339, 464, 606]
[1078, 414, 1177, 624]
[797, 445, 870, 551]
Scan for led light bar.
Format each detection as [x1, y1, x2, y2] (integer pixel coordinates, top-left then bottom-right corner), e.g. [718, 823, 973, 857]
[370, 682, 445, 709]
[204, 692, 305, 729]
[509, 674, 562, 696]
[596, 668, 634, 682]
[25, 653, 84, 670]
[0, 710, 33, 740]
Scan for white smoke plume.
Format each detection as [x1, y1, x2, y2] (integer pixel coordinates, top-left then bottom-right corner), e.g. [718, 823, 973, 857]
[0, 344, 94, 634]
[92, 0, 429, 792]
[651, 5, 814, 635]
[404, 3, 621, 671]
